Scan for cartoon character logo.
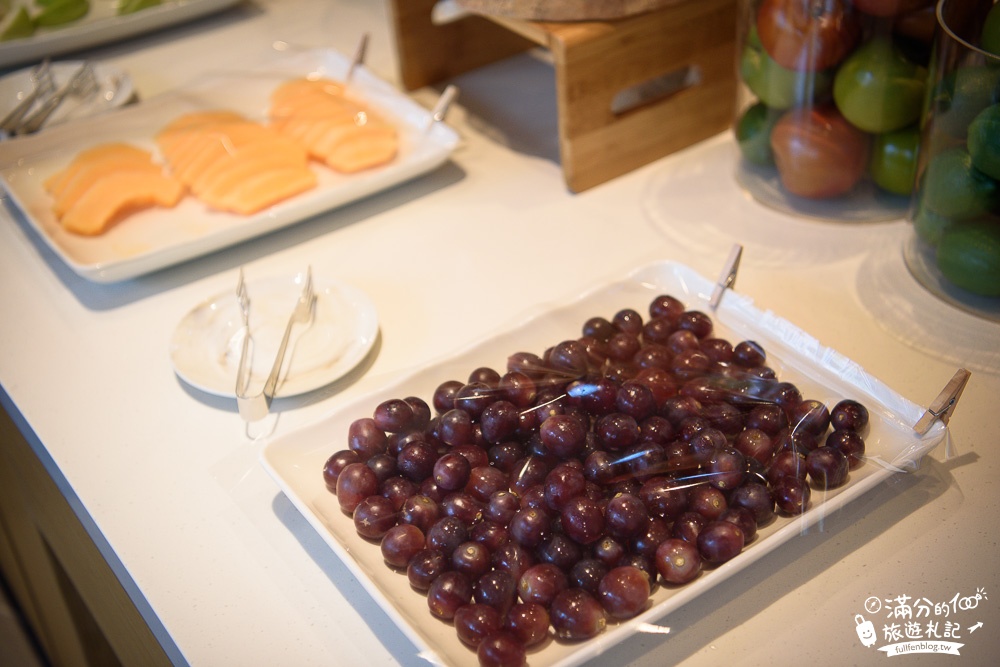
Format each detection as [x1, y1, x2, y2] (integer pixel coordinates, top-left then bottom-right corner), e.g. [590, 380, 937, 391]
[855, 614, 877, 648]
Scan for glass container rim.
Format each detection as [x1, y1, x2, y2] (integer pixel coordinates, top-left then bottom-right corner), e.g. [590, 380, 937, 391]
[936, 0, 1000, 62]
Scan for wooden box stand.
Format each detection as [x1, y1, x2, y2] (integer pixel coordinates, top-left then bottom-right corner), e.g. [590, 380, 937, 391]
[390, 0, 738, 192]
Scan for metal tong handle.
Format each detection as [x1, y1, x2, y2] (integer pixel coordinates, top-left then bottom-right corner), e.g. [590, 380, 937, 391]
[0, 60, 54, 134]
[262, 267, 315, 400]
[235, 268, 315, 423]
[17, 62, 97, 135]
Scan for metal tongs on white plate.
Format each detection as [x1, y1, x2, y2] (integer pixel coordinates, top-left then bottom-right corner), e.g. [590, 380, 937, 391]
[0, 59, 56, 136]
[234, 267, 316, 431]
[12, 61, 98, 136]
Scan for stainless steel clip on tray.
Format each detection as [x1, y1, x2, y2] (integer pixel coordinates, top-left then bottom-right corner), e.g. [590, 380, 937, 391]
[710, 243, 743, 309]
[347, 32, 369, 81]
[427, 84, 459, 131]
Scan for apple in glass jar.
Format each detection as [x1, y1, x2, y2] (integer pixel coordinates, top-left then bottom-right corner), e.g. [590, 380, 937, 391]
[756, 0, 862, 72]
[740, 26, 834, 109]
[833, 36, 927, 133]
[769, 104, 871, 198]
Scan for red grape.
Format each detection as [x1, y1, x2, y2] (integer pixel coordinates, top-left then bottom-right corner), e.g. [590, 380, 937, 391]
[597, 565, 650, 619]
[324, 291, 874, 660]
[655, 537, 702, 584]
[550, 588, 606, 640]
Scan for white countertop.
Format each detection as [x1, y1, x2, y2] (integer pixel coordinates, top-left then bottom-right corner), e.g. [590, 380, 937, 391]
[1, 1, 997, 666]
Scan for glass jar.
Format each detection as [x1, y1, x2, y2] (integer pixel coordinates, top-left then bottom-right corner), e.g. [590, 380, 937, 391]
[734, 0, 936, 221]
[904, 0, 1000, 317]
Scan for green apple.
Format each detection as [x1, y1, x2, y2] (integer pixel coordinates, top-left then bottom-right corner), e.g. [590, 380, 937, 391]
[833, 36, 927, 133]
[869, 125, 920, 196]
[927, 66, 1000, 140]
[936, 220, 1000, 297]
[919, 146, 1000, 220]
[983, 1, 1000, 57]
[740, 28, 833, 110]
[735, 101, 782, 166]
[968, 103, 1000, 181]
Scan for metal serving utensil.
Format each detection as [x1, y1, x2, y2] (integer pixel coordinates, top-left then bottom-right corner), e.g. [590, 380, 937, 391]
[15, 61, 98, 135]
[0, 59, 55, 135]
[235, 268, 316, 424]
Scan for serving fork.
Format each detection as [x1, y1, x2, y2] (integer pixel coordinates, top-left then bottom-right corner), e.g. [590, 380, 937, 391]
[0, 60, 55, 135]
[235, 267, 316, 424]
[15, 61, 98, 136]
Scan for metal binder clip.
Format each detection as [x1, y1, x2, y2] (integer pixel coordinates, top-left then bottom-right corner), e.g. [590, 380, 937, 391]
[347, 33, 369, 81]
[913, 368, 971, 435]
[710, 243, 743, 309]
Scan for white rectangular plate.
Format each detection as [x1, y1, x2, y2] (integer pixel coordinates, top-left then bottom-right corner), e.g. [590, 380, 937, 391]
[260, 260, 948, 667]
[0, 0, 243, 69]
[0, 48, 459, 282]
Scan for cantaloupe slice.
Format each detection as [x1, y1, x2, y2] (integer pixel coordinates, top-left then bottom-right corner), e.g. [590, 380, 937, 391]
[213, 167, 318, 216]
[181, 126, 302, 190]
[52, 156, 164, 217]
[270, 78, 345, 106]
[196, 140, 308, 195]
[156, 110, 246, 142]
[155, 110, 317, 215]
[60, 171, 186, 236]
[44, 143, 153, 199]
[318, 123, 399, 173]
[268, 77, 399, 173]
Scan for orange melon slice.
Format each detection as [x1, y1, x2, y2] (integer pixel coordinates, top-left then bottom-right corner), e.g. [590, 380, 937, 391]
[44, 143, 152, 199]
[270, 78, 346, 106]
[155, 110, 317, 215]
[317, 122, 399, 173]
[196, 140, 308, 196]
[60, 171, 185, 236]
[214, 167, 318, 216]
[268, 77, 398, 173]
[51, 155, 164, 217]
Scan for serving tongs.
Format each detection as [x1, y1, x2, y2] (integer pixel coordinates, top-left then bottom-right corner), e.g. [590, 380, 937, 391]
[234, 267, 316, 427]
[0, 59, 55, 136]
[14, 61, 98, 136]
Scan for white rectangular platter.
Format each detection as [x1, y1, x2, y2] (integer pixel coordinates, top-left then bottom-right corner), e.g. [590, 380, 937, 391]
[0, 48, 459, 283]
[260, 260, 948, 667]
[0, 0, 244, 69]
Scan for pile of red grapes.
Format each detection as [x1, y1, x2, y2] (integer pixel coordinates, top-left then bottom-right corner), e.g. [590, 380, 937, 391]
[323, 293, 870, 667]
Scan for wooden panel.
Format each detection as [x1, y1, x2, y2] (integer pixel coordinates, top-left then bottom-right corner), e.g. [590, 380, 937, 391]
[457, 0, 688, 20]
[389, 0, 537, 90]
[0, 414, 92, 667]
[0, 406, 172, 667]
[550, 0, 737, 190]
[390, 0, 738, 191]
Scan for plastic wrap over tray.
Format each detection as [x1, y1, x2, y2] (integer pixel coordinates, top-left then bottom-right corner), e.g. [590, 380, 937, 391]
[260, 259, 949, 667]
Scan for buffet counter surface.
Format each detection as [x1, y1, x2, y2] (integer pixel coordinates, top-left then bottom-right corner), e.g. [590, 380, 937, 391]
[0, 1, 997, 666]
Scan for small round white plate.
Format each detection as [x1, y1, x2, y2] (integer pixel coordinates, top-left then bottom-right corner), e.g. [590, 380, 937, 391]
[0, 60, 134, 131]
[170, 272, 379, 398]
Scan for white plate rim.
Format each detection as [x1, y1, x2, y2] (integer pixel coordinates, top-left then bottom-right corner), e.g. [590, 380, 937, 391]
[170, 272, 379, 398]
[0, 47, 460, 283]
[259, 259, 949, 667]
[0, 0, 244, 69]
